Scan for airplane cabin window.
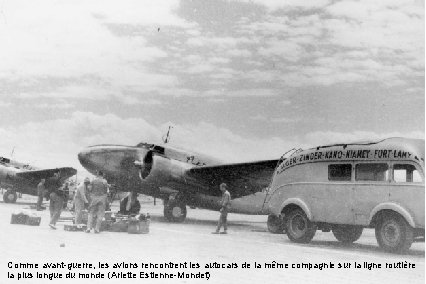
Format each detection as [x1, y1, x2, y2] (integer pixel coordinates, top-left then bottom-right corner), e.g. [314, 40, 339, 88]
[355, 163, 389, 181]
[393, 164, 423, 183]
[0, 157, 10, 163]
[328, 164, 352, 181]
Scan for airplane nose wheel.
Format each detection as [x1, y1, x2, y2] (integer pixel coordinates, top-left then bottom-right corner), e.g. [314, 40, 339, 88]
[164, 198, 187, 223]
[3, 189, 17, 203]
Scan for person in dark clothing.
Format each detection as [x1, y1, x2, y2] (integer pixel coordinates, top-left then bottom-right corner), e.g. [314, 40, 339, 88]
[45, 171, 63, 229]
[49, 190, 65, 229]
[119, 192, 141, 215]
[62, 182, 70, 209]
[36, 179, 46, 211]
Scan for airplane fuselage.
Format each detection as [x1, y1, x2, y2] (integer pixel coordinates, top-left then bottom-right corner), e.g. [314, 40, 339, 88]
[79, 144, 221, 204]
[78, 143, 271, 220]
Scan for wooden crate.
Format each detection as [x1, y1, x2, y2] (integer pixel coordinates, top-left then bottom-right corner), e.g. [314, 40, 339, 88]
[26, 216, 41, 226]
[64, 224, 87, 231]
[11, 214, 29, 225]
[128, 220, 150, 234]
[109, 220, 128, 232]
[100, 220, 112, 232]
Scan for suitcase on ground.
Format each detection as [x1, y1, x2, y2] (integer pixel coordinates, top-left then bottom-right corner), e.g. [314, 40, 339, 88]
[81, 210, 89, 224]
[64, 224, 87, 231]
[104, 211, 112, 221]
[127, 219, 150, 234]
[11, 213, 29, 225]
[109, 220, 128, 232]
[100, 220, 112, 232]
[26, 216, 41, 226]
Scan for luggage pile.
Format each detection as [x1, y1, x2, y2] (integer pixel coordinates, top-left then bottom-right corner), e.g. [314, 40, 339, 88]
[110, 213, 150, 234]
[11, 210, 41, 226]
[62, 211, 150, 234]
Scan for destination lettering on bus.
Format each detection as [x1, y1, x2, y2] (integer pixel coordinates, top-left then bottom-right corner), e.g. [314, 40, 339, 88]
[277, 149, 413, 173]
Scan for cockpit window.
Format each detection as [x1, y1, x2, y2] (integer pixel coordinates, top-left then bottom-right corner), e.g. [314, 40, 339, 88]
[0, 157, 10, 164]
[152, 145, 165, 154]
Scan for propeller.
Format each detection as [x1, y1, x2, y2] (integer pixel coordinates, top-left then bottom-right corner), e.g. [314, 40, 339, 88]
[134, 150, 153, 180]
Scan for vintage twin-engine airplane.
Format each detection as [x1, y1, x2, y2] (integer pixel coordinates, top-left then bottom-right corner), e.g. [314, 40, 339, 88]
[78, 142, 278, 222]
[0, 156, 77, 203]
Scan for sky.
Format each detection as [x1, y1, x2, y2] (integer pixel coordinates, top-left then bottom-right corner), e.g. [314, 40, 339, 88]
[0, 0, 424, 173]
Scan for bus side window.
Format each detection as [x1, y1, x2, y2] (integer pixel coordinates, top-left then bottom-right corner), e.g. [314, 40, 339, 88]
[328, 164, 352, 181]
[393, 164, 422, 183]
[355, 163, 389, 181]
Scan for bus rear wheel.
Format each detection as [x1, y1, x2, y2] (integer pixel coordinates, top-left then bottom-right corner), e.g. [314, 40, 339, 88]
[375, 213, 413, 253]
[285, 208, 316, 243]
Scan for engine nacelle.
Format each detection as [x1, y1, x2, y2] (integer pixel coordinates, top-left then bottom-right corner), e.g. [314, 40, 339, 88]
[134, 152, 189, 187]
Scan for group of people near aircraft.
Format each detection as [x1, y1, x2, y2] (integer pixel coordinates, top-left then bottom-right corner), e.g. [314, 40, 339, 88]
[39, 170, 145, 233]
[37, 171, 232, 234]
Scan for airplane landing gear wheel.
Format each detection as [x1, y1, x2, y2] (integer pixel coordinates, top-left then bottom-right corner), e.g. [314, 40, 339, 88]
[267, 215, 285, 234]
[164, 198, 187, 223]
[3, 189, 17, 203]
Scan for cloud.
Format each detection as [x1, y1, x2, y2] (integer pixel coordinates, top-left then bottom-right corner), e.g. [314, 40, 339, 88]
[259, 40, 304, 62]
[0, 112, 162, 170]
[0, 112, 423, 177]
[34, 102, 74, 109]
[232, 0, 424, 88]
[202, 89, 278, 97]
[304, 130, 425, 147]
[0, 112, 288, 170]
[0, 0, 183, 105]
[166, 122, 292, 162]
[119, 97, 163, 106]
[246, 0, 331, 11]
[250, 114, 299, 123]
[0, 101, 12, 107]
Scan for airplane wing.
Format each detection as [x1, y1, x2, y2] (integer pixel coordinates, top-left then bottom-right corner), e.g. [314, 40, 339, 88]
[185, 159, 279, 198]
[16, 167, 77, 180]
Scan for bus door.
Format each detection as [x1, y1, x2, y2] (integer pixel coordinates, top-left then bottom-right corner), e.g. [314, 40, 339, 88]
[352, 163, 390, 226]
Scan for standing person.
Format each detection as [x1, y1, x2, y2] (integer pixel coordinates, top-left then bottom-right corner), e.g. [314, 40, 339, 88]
[213, 183, 231, 234]
[48, 173, 65, 230]
[86, 171, 108, 233]
[74, 177, 90, 225]
[119, 191, 141, 215]
[62, 182, 70, 209]
[36, 179, 46, 211]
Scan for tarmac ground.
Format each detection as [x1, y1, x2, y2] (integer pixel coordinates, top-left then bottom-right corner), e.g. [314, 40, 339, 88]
[0, 193, 424, 284]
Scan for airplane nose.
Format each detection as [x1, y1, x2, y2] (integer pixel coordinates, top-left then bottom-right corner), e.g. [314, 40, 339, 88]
[77, 145, 139, 176]
[78, 146, 108, 175]
[77, 148, 92, 170]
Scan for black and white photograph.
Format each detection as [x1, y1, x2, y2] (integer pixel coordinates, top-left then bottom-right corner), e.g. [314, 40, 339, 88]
[0, 0, 424, 283]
